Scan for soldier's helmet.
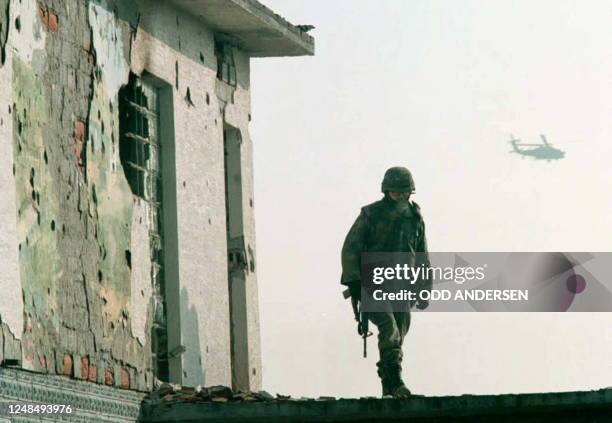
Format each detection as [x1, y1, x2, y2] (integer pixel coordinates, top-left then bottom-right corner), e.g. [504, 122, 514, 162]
[381, 167, 415, 193]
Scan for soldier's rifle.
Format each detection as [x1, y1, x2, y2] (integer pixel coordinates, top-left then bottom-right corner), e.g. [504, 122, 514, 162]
[343, 288, 373, 358]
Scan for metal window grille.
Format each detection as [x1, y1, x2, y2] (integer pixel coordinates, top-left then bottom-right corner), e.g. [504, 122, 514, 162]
[119, 75, 168, 381]
[215, 41, 237, 86]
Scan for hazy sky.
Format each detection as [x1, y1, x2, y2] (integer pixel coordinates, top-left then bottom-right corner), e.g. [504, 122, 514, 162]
[250, 0, 612, 398]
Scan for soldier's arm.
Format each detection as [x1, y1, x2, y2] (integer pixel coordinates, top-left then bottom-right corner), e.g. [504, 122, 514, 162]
[341, 210, 368, 298]
[416, 219, 432, 308]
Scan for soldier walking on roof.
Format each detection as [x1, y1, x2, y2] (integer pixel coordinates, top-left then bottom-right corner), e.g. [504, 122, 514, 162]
[341, 167, 431, 398]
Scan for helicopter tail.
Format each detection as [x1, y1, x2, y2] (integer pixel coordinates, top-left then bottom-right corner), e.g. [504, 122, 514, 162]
[508, 135, 521, 153]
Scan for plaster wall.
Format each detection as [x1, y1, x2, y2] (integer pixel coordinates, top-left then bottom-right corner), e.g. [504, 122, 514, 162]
[0, 0, 262, 392]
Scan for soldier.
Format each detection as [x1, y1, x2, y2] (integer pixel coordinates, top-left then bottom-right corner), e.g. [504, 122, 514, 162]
[341, 166, 431, 398]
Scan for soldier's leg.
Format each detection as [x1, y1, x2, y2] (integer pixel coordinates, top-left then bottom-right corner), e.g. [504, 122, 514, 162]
[395, 311, 411, 355]
[386, 311, 411, 397]
[368, 312, 402, 396]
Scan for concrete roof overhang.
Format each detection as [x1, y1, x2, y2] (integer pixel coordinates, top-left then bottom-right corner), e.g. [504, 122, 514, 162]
[168, 0, 315, 57]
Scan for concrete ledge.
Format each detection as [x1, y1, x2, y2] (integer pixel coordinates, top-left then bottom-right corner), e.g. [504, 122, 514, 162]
[169, 0, 315, 57]
[140, 388, 612, 423]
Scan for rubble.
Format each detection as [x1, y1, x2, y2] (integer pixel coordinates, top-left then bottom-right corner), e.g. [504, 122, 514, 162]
[145, 383, 299, 406]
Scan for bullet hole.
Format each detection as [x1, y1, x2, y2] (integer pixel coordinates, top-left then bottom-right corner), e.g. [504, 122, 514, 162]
[17, 120, 22, 135]
[12, 164, 15, 176]
[199, 52, 204, 63]
[109, 100, 113, 112]
[97, 110, 101, 120]
[26, 237, 29, 246]
[31, 190, 35, 201]
[98, 270, 103, 282]
[36, 212, 40, 225]
[248, 114, 252, 121]
[62, 224, 65, 233]
[8, 105, 11, 114]
[182, 181, 186, 188]
[141, 290, 144, 297]
[183, 371, 187, 378]
[15, 16, 20, 32]
[208, 218, 211, 225]
[175, 61, 179, 89]
[18, 243, 21, 252]
[185, 87, 194, 107]
[101, 120, 105, 134]
[214, 119, 217, 126]
[206, 92, 210, 105]
[249, 198, 253, 207]
[43, 150, 48, 164]
[50, 220, 55, 231]
[92, 184, 97, 204]
[110, 322, 115, 329]
[125, 250, 132, 270]
[252, 368, 257, 376]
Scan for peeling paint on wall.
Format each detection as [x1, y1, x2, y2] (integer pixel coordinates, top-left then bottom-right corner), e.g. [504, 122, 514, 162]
[0, 0, 272, 394]
[0, 0, 22, 338]
[130, 200, 153, 345]
[89, 2, 128, 95]
[9, 0, 45, 64]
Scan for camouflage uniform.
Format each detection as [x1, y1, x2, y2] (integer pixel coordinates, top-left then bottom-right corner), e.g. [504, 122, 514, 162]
[341, 167, 431, 397]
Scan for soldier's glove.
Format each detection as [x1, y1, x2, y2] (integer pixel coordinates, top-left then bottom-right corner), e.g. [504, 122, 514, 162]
[416, 299, 429, 311]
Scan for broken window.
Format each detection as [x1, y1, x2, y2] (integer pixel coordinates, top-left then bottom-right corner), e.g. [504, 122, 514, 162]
[119, 74, 169, 382]
[215, 41, 237, 86]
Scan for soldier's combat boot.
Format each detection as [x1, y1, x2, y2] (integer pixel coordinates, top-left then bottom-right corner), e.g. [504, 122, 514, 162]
[377, 365, 393, 397]
[386, 363, 411, 398]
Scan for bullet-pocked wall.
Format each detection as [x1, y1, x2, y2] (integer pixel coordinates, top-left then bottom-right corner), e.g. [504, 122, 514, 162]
[0, 0, 262, 392]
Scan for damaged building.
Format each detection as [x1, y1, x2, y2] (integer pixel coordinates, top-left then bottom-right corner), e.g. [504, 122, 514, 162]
[0, 0, 314, 419]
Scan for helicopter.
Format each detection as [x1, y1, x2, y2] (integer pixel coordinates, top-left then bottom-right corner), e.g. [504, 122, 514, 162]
[508, 134, 565, 161]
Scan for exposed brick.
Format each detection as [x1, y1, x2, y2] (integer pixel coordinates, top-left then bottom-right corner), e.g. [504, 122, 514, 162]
[74, 120, 85, 140]
[80, 356, 89, 380]
[104, 367, 114, 386]
[62, 353, 73, 377]
[88, 364, 97, 382]
[48, 12, 58, 32]
[73, 120, 86, 168]
[120, 367, 130, 389]
[38, 7, 58, 33]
